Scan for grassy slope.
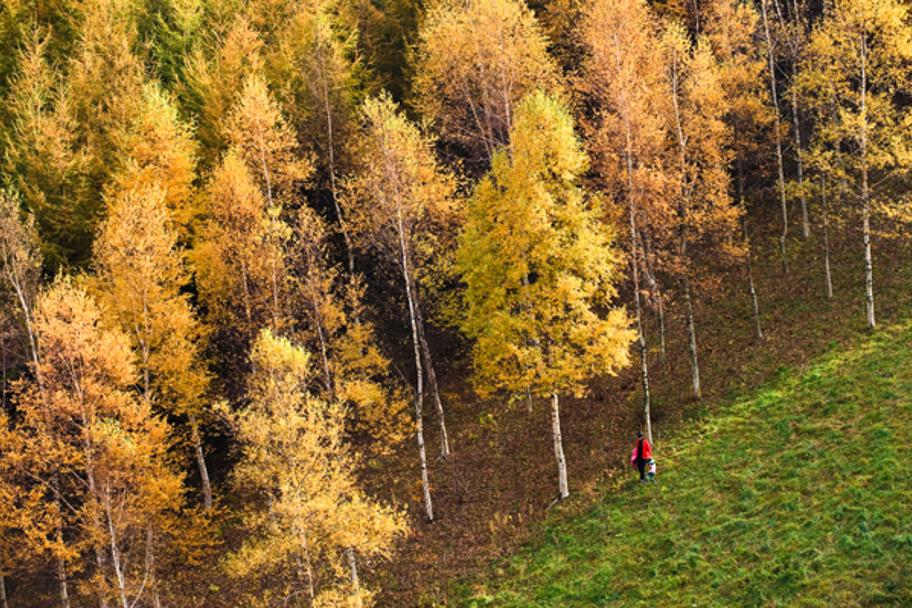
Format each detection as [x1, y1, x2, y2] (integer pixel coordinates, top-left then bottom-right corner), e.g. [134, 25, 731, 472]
[458, 321, 912, 607]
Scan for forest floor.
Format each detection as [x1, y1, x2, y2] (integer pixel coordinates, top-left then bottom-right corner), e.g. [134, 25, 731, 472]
[453, 300, 912, 606]
[368, 215, 912, 606]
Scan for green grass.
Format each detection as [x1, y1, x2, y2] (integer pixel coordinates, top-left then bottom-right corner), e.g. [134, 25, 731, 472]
[457, 322, 912, 607]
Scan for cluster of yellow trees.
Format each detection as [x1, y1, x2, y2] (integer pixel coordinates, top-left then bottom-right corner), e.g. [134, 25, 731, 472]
[1, 0, 911, 605]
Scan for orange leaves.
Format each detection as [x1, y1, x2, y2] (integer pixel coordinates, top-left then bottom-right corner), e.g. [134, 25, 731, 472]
[226, 330, 407, 602]
[412, 0, 561, 165]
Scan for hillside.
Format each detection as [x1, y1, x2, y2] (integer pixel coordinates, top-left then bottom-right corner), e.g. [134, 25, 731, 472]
[456, 316, 912, 606]
[368, 219, 912, 606]
[4, 1, 912, 606]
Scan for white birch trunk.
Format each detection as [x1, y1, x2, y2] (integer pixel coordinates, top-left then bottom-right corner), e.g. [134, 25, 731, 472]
[640, 230, 667, 362]
[738, 160, 763, 341]
[0, 572, 8, 608]
[859, 34, 875, 329]
[683, 277, 702, 400]
[298, 532, 316, 602]
[145, 526, 162, 608]
[745, 223, 764, 341]
[56, 512, 70, 608]
[316, 42, 356, 277]
[822, 176, 834, 300]
[103, 489, 129, 608]
[190, 417, 212, 510]
[416, 307, 450, 459]
[761, 0, 790, 273]
[791, 84, 810, 239]
[550, 394, 569, 500]
[862, 194, 875, 328]
[345, 548, 362, 607]
[398, 219, 434, 521]
[624, 126, 653, 444]
[84, 457, 110, 608]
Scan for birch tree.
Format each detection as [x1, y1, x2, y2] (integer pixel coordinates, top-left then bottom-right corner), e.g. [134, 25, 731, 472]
[226, 329, 407, 606]
[801, 0, 912, 329]
[15, 278, 184, 607]
[94, 181, 214, 511]
[193, 76, 310, 373]
[412, 0, 560, 168]
[661, 26, 745, 400]
[760, 0, 792, 272]
[273, 1, 365, 275]
[580, 0, 672, 444]
[346, 94, 460, 519]
[773, 0, 814, 239]
[704, 0, 771, 340]
[457, 91, 634, 500]
[0, 190, 73, 607]
[289, 206, 410, 450]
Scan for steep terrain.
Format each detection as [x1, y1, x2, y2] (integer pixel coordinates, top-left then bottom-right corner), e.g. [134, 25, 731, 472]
[371, 224, 912, 606]
[456, 297, 912, 606]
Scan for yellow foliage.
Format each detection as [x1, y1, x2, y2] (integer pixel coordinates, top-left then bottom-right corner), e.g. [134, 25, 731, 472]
[194, 149, 291, 337]
[15, 277, 184, 605]
[290, 207, 410, 449]
[226, 329, 407, 605]
[346, 94, 459, 276]
[94, 180, 210, 422]
[222, 73, 314, 203]
[412, 0, 561, 164]
[2, 34, 88, 267]
[457, 91, 635, 399]
[181, 15, 265, 166]
[110, 83, 198, 238]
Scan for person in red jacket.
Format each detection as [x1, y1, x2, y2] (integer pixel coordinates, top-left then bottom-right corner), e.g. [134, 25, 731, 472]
[633, 431, 653, 482]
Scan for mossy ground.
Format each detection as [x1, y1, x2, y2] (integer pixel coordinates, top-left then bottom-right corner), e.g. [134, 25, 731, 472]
[458, 321, 912, 607]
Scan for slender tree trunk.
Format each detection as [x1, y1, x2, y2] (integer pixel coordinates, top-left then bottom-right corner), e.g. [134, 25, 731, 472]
[822, 176, 834, 300]
[145, 526, 162, 608]
[691, 0, 701, 35]
[761, 0, 790, 273]
[298, 533, 316, 603]
[317, 46, 356, 277]
[623, 128, 652, 443]
[745, 225, 763, 341]
[190, 417, 212, 510]
[103, 490, 129, 608]
[656, 296, 667, 363]
[345, 548, 362, 607]
[85, 470, 110, 608]
[415, 302, 450, 459]
[640, 230, 667, 362]
[683, 276, 702, 400]
[1, 325, 7, 412]
[550, 394, 569, 500]
[56, 526, 70, 608]
[0, 571, 7, 608]
[240, 263, 253, 325]
[859, 34, 875, 329]
[791, 83, 810, 239]
[738, 159, 763, 340]
[862, 190, 874, 328]
[398, 230, 434, 521]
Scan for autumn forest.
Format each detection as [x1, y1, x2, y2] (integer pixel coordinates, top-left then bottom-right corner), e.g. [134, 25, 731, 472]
[1, 0, 911, 606]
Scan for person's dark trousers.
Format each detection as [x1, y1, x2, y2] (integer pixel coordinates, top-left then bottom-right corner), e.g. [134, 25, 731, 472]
[636, 459, 646, 481]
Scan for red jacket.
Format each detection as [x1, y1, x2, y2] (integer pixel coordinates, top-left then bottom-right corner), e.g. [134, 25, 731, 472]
[636, 438, 652, 461]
